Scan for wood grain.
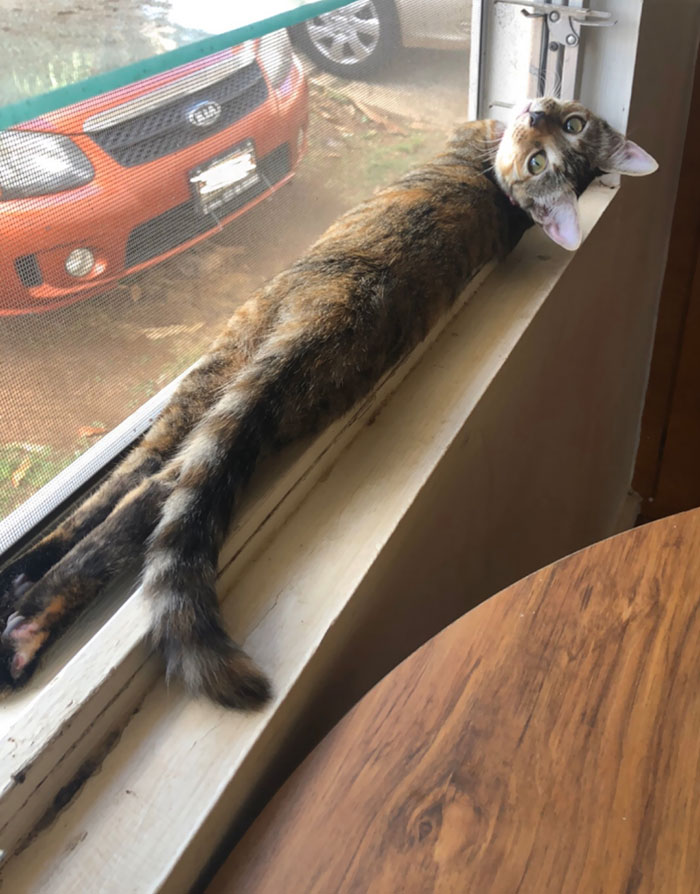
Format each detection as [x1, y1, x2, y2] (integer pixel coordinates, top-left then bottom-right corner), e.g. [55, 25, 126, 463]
[210, 509, 700, 894]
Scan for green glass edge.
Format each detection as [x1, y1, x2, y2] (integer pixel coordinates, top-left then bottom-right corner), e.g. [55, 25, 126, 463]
[0, 0, 348, 130]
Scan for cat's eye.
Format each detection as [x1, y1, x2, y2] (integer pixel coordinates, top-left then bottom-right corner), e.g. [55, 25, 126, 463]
[527, 150, 547, 175]
[564, 116, 586, 134]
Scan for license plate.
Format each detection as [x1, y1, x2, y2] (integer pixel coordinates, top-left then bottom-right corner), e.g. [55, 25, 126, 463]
[190, 142, 260, 215]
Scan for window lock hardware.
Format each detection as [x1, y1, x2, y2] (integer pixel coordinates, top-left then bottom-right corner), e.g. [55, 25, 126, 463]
[495, 1, 615, 50]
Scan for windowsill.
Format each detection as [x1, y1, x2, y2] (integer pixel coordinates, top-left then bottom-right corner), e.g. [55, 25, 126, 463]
[0, 184, 617, 888]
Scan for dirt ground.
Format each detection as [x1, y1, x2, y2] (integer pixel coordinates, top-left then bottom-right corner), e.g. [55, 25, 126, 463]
[0, 48, 469, 518]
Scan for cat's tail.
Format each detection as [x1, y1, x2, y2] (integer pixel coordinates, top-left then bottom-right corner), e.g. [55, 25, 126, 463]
[139, 323, 318, 708]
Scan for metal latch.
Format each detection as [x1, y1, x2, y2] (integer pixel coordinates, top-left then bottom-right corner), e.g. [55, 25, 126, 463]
[496, 0, 614, 50]
[494, 1, 616, 99]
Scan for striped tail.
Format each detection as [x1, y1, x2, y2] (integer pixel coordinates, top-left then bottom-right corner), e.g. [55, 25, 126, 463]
[141, 330, 309, 708]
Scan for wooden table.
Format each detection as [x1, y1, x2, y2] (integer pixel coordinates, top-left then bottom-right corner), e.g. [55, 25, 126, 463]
[209, 509, 700, 893]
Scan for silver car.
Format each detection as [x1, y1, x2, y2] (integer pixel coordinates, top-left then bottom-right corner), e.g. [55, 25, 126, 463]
[289, 0, 469, 78]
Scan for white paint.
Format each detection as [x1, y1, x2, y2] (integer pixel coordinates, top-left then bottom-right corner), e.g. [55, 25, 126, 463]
[477, 0, 543, 121]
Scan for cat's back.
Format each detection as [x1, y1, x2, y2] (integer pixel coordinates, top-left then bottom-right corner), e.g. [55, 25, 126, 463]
[235, 121, 519, 340]
[312, 149, 504, 265]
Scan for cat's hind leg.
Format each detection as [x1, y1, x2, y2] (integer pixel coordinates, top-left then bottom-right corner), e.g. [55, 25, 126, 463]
[0, 289, 279, 685]
[0, 297, 279, 610]
[0, 464, 179, 688]
[0, 350, 242, 618]
[0, 448, 163, 622]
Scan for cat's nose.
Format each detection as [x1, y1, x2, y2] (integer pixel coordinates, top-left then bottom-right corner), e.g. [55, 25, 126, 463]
[528, 110, 545, 128]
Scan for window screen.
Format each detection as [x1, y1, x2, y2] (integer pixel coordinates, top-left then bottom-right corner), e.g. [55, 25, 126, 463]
[0, 0, 471, 551]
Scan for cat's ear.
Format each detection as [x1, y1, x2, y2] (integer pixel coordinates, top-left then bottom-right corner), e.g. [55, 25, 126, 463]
[532, 192, 582, 251]
[603, 139, 658, 176]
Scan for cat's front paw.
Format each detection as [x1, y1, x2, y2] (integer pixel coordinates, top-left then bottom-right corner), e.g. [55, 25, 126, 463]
[0, 611, 49, 684]
[0, 541, 65, 621]
[0, 585, 68, 690]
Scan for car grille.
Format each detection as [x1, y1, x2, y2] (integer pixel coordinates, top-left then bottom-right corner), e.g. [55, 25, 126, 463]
[125, 143, 291, 268]
[89, 61, 269, 167]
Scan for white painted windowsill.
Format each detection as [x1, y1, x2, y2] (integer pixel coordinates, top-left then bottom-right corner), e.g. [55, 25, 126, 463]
[0, 185, 617, 891]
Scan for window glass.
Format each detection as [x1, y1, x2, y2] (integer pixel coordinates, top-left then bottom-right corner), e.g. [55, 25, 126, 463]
[0, 0, 471, 543]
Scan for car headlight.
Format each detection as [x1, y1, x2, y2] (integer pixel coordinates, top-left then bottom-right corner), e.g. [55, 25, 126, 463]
[257, 30, 294, 90]
[0, 130, 94, 200]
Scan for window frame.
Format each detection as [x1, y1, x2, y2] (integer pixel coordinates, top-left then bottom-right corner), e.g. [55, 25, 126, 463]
[1, 0, 696, 885]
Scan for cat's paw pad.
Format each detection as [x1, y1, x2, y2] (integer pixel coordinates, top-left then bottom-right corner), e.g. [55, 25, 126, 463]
[0, 573, 36, 623]
[1, 613, 48, 682]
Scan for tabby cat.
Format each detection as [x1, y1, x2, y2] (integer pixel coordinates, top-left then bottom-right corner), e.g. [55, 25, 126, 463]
[0, 99, 657, 708]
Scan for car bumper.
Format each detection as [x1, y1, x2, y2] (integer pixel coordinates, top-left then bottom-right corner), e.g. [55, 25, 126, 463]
[0, 59, 308, 315]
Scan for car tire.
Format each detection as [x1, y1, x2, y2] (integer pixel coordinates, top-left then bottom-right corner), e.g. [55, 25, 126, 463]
[289, 1, 399, 79]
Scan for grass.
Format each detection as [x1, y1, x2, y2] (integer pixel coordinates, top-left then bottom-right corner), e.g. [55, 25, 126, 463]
[332, 129, 440, 202]
[363, 134, 434, 188]
[1, 343, 208, 523]
[0, 442, 83, 519]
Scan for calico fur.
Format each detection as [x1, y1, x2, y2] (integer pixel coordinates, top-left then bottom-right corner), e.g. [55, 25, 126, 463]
[0, 106, 652, 707]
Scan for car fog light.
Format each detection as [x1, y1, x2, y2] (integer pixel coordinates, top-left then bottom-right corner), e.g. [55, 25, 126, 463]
[65, 248, 95, 277]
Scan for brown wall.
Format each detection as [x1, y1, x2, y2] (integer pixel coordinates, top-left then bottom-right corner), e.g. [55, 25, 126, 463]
[634, 54, 700, 521]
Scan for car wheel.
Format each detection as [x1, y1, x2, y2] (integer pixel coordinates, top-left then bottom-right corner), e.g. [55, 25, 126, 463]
[290, 1, 399, 79]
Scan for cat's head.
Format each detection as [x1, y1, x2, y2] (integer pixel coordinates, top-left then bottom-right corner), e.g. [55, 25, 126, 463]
[494, 98, 658, 250]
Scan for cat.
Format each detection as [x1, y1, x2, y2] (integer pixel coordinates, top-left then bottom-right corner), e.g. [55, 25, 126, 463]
[494, 97, 656, 250]
[0, 99, 657, 708]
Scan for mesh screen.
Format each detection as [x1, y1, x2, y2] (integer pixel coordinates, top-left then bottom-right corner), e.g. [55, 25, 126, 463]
[0, 1, 471, 548]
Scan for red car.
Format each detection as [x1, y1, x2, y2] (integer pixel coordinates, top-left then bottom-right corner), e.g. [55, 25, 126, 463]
[0, 33, 308, 315]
